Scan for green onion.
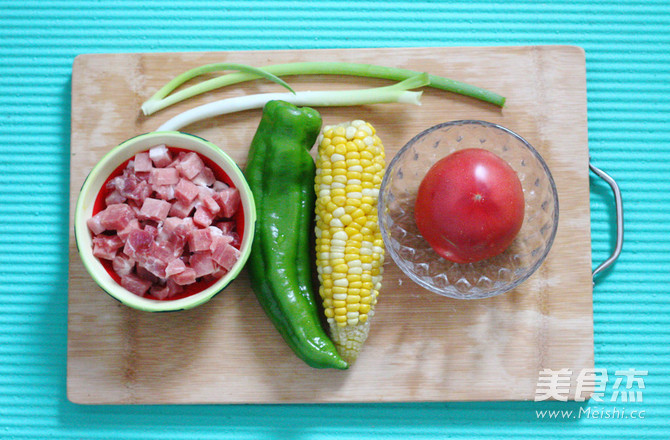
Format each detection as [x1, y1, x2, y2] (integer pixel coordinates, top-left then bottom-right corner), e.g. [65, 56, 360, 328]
[142, 63, 295, 115]
[142, 62, 506, 115]
[156, 74, 429, 132]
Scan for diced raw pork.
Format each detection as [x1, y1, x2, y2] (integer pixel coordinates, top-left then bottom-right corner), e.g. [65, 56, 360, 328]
[177, 152, 205, 180]
[175, 178, 199, 204]
[211, 239, 240, 270]
[92, 235, 124, 260]
[105, 190, 126, 206]
[210, 266, 228, 279]
[228, 232, 241, 248]
[109, 174, 152, 203]
[209, 234, 233, 252]
[154, 236, 184, 261]
[215, 220, 235, 235]
[123, 229, 154, 259]
[121, 273, 152, 296]
[153, 184, 175, 201]
[161, 217, 183, 235]
[87, 212, 106, 235]
[112, 253, 135, 277]
[150, 283, 171, 300]
[214, 188, 240, 218]
[144, 224, 159, 238]
[172, 267, 197, 286]
[192, 167, 216, 187]
[190, 252, 216, 277]
[149, 145, 172, 168]
[173, 217, 195, 240]
[100, 203, 136, 231]
[136, 264, 160, 283]
[165, 258, 187, 277]
[140, 198, 171, 222]
[200, 195, 220, 216]
[189, 228, 212, 252]
[150, 167, 179, 186]
[193, 205, 215, 228]
[213, 180, 229, 192]
[150, 280, 184, 300]
[166, 279, 184, 297]
[169, 199, 196, 219]
[117, 218, 140, 241]
[138, 253, 168, 279]
[90, 145, 243, 298]
[134, 152, 153, 172]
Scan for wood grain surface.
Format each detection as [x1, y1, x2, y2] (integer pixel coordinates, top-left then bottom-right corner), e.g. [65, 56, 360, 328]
[67, 46, 593, 404]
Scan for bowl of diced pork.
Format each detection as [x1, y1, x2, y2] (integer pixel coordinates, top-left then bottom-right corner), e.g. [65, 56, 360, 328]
[74, 131, 256, 312]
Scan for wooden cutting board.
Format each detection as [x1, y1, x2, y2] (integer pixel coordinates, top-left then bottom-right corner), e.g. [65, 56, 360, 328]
[67, 46, 593, 404]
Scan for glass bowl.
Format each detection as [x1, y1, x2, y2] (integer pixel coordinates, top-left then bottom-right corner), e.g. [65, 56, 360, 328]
[378, 120, 559, 299]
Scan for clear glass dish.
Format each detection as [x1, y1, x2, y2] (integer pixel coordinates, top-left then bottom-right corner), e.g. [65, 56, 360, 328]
[378, 120, 559, 299]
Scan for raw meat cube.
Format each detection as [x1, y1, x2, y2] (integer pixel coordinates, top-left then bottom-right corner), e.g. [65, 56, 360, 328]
[165, 258, 187, 277]
[161, 217, 183, 235]
[192, 167, 215, 187]
[176, 152, 205, 180]
[110, 174, 152, 203]
[228, 232, 241, 248]
[140, 198, 171, 222]
[189, 228, 213, 252]
[144, 224, 159, 238]
[172, 217, 195, 240]
[208, 225, 223, 238]
[123, 179, 151, 203]
[200, 195, 220, 216]
[153, 184, 175, 201]
[169, 199, 196, 219]
[214, 187, 240, 218]
[193, 205, 215, 227]
[215, 220, 235, 235]
[211, 239, 240, 270]
[134, 152, 153, 172]
[86, 212, 106, 235]
[100, 203, 135, 231]
[149, 145, 172, 168]
[190, 252, 216, 277]
[117, 218, 140, 241]
[150, 283, 171, 300]
[136, 264, 160, 283]
[112, 253, 135, 277]
[172, 267, 197, 286]
[209, 234, 233, 252]
[150, 167, 179, 186]
[105, 190, 126, 206]
[213, 180, 229, 192]
[166, 279, 184, 297]
[123, 229, 154, 259]
[92, 235, 124, 260]
[121, 273, 152, 296]
[175, 178, 199, 204]
[154, 232, 187, 262]
[138, 253, 168, 279]
[210, 266, 228, 279]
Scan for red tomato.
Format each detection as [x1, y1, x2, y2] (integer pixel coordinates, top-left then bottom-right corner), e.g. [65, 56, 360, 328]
[414, 148, 525, 264]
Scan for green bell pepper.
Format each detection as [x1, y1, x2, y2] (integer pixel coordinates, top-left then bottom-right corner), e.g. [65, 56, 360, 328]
[244, 100, 348, 370]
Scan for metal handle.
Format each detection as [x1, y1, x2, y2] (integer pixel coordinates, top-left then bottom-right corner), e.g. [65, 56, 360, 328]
[589, 160, 624, 282]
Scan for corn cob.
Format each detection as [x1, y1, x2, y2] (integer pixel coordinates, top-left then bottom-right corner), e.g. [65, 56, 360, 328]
[314, 120, 386, 364]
